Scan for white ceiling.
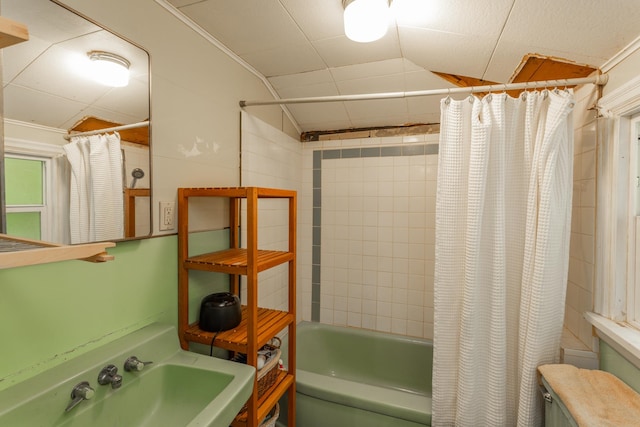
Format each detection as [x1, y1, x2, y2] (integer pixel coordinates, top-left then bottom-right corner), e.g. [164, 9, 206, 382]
[1, 0, 149, 131]
[165, 0, 640, 134]
[4, 1, 640, 135]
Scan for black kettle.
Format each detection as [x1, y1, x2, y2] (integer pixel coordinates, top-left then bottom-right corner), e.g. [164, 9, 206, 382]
[199, 292, 242, 332]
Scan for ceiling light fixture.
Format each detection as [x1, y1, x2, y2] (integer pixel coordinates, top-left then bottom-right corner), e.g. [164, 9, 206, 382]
[87, 51, 130, 87]
[343, 0, 389, 43]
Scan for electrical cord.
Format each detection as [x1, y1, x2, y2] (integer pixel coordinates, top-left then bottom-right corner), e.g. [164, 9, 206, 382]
[209, 328, 221, 357]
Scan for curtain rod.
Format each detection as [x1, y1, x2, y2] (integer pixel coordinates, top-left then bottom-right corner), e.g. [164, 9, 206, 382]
[63, 120, 150, 140]
[239, 74, 609, 107]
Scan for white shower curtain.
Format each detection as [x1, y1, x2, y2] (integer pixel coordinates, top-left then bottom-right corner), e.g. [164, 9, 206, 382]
[433, 90, 575, 426]
[63, 132, 124, 243]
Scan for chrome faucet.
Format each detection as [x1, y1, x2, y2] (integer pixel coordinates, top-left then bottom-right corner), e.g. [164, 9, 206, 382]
[65, 381, 94, 412]
[97, 364, 122, 389]
[124, 356, 153, 372]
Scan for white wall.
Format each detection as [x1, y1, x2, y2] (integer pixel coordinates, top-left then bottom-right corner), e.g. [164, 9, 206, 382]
[565, 83, 599, 349]
[57, 0, 297, 235]
[240, 111, 303, 314]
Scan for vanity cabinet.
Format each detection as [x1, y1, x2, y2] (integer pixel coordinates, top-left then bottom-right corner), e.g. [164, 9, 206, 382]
[177, 187, 296, 427]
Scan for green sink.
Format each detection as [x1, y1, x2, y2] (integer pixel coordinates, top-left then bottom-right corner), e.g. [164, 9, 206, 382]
[0, 324, 255, 427]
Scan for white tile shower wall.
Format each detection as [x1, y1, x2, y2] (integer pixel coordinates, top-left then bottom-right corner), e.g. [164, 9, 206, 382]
[565, 84, 599, 350]
[305, 135, 438, 340]
[240, 111, 305, 317]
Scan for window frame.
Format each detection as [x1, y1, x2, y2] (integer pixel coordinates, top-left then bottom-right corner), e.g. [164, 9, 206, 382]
[628, 115, 640, 328]
[588, 74, 640, 367]
[5, 153, 52, 241]
[4, 137, 66, 243]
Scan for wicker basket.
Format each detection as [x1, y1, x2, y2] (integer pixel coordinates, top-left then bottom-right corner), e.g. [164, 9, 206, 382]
[233, 337, 282, 414]
[259, 403, 280, 427]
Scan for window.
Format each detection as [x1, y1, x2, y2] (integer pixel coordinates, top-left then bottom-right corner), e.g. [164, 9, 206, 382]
[4, 154, 51, 241]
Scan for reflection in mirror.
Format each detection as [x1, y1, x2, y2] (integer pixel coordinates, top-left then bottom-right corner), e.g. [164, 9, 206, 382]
[1, 0, 151, 244]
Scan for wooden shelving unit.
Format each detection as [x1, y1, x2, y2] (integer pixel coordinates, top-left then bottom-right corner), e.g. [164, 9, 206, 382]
[178, 187, 296, 427]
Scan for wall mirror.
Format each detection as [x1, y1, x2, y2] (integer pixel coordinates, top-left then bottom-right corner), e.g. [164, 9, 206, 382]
[0, 0, 151, 245]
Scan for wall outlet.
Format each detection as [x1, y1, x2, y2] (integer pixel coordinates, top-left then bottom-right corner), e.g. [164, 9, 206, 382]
[159, 201, 175, 231]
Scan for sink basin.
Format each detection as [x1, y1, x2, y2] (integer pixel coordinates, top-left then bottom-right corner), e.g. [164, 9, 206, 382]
[0, 324, 255, 427]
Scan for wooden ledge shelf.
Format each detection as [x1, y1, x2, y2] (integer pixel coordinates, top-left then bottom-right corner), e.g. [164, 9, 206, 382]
[0, 234, 115, 269]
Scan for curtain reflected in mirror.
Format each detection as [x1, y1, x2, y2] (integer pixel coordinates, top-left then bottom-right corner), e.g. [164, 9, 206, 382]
[1, 0, 151, 245]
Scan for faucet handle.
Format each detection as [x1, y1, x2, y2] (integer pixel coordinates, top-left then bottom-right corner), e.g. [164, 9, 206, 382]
[124, 356, 153, 372]
[65, 381, 94, 412]
[97, 364, 122, 389]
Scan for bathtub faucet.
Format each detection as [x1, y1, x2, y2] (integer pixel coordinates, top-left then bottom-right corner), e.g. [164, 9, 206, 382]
[65, 381, 94, 412]
[97, 364, 122, 389]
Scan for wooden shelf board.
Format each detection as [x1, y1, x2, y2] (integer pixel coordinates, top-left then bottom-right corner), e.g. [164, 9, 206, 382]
[179, 187, 296, 199]
[232, 371, 294, 427]
[184, 307, 294, 353]
[0, 234, 115, 269]
[0, 16, 28, 49]
[184, 248, 293, 274]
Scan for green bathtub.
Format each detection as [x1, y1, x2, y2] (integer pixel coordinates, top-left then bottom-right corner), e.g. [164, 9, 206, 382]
[280, 321, 432, 427]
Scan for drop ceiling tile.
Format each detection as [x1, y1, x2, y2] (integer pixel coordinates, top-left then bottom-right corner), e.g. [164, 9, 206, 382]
[278, 0, 346, 42]
[396, 0, 514, 39]
[92, 78, 150, 119]
[268, 70, 335, 90]
[240, 43, 326, 77]
[2, 34, 50, 85]
[344, 98, 408, 120]
[312, 33, 402, 68]
[60, 106, 142, 131]
[287, 102, 350, 125]
[12, 44, 111, 105]
[404, 70, 456, 91]
[330, 58, 406, 82]
[402, 58, 426, 73]
[400, 27, 495, 78]
[3, 84, 88, 128]
[177, 0, 307, 56]
[275, 82, 340, 100]
[499, 0, 640, 63]
[336, 74, 406, 96]
[5, 0, 99, 43]
[407, 94, 446, 115]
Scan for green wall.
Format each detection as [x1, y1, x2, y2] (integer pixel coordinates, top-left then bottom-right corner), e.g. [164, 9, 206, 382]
[0, 230, 230, 392]
[600, 340, 640, 394]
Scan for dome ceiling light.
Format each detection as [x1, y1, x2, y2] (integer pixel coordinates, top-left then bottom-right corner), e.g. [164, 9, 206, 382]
[87, 51, 130, 87]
